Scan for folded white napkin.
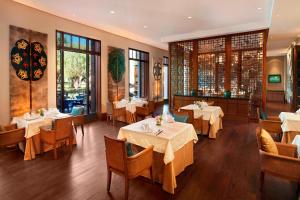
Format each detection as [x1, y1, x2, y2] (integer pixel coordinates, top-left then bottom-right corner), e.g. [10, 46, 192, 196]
[23, 112, 30, 119]
[296, 109, 300, 114]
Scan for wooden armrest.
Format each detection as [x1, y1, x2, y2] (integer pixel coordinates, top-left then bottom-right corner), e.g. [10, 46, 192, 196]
[72, 115, 85, 124]
[127, 145, 154, 178]
[3, 123, 18, 131]
[267, 116, 280, 121]
[260, 150, 300, 182]
[1, 127, 25, 135]
[275, 142, 297, 158]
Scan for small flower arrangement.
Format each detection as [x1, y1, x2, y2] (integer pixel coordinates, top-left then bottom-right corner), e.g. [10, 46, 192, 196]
[155, 115, 163, 126]
[37, 108, 44, 117]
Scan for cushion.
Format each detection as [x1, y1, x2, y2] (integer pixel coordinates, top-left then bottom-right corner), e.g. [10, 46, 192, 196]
[71, 106, 84, 116]
[126, 142, 134, 157]
[260, 129, 278, 155]
[173, 114, 189, 123]
[260, 111, 268, 120]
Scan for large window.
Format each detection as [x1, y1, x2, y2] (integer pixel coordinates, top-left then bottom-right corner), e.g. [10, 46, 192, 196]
[56, 31, 100, 114]
[129, 48, 149, 98]
[163, 56, 169, 100]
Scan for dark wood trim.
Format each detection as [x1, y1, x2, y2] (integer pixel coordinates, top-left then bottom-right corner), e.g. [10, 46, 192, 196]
[128, 48, 150, 99]
[262, 30, 269, 110]
[55, 30, 101, 114]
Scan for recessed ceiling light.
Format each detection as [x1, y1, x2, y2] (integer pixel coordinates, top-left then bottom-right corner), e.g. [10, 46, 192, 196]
[257, 7, 262, 10]
[187, 16, 192, 19]
[110, 10, 115, 14]
[143, 25, 148, 29]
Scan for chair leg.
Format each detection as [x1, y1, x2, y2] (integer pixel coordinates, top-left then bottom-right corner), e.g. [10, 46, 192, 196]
[150, 166, 154, 183]
[69, 137, 73, 153]
[107, 169, 112, 192]
[81, 125, 84, 136]
[74, 126, 77, 134]
[125, 178, 129, 200]
[260, 171, 265, 192]
[53, 144, 57, 160]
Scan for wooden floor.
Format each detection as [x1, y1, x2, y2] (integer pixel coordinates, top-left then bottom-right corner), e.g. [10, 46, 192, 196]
[0, 103, 297, 200]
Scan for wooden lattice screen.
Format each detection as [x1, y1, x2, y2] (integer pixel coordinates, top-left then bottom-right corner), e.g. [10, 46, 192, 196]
[169, 41, 194, 103]
[169, 30, 267, 108]
[198, 37, 226, 96]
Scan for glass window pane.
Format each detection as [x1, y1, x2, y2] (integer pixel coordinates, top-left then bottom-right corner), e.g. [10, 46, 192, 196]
[80, 37, 86, 50]
[64, 34, 71, 47]
[57, 32, 62, 46]
[136, 51, 140, 59]
[141, 53, 144, 60]
[89, 40, 92, 51]
[95, 41, 100, 53]
[129, 49, 133, 58]
[63, 51, 87, 113]
[72, 36, 79, 49]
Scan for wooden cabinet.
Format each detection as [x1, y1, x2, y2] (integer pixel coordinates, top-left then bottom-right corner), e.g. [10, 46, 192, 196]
[174, 95, 249, 121]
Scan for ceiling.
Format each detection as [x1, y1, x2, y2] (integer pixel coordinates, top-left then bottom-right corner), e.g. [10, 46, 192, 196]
[13, 0, 300, 56]
[268, 0, 300, 56]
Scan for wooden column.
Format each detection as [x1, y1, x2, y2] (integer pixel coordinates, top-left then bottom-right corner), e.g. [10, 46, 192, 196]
[262, 30, 269, 110]
[224, 36, 232, 91]
[192, 40, 198, 91]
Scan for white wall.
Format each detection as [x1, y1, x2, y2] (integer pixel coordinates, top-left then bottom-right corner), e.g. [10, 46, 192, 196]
[0, 0, 168, 124]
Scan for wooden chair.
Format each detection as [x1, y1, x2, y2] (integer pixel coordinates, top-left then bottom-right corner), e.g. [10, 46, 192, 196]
[104, 136, 154, 200]
[207, 101, 214, 106]
[136, 101, 155, 120]
[40, 117, 74, 159]
[176, 109, 203, 133]
[257, 108, 282, 141]
[256, 127, 300, 192]
[0, 124, 25, 149]
[72, 115, 85, 136]
[257, 107, 280, 121]
[112, 102, 126, 126]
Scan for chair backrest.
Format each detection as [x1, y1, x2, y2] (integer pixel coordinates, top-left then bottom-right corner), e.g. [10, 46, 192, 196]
[71, 106, 84, 116]
[104, 135, 127, 173]
[207, 101, 214, 106]
[0, 128, 25, 146]
[106, 102, 113, 115]
[148, 101, 155, 113]
[173, 110, 189, 123]
[53, 117, 73, 140]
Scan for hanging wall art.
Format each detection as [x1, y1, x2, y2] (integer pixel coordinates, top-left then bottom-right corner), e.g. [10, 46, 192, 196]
[9, 25, 48, 117]
[108, 47, 125, 102]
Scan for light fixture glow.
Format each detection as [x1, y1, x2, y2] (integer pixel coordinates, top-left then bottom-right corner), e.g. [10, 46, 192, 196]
[187, 16, 192, 19]
[257, 7, 262, 10]
[143, 25, 148, 29]
[110, 10, 115, 14]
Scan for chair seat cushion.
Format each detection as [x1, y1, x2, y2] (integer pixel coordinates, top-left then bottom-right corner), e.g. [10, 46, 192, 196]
[173, 114, 189, 123]
[126, 142, 134, 157]
[71, 106, 84, 116]
[260, 129, 279, 155]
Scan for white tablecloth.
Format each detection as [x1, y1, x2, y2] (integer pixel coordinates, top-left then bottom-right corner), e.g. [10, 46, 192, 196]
[12, 113, 70, 138]
[114, 99, 148, 113]
[180, 105, 224, 124]
[118, 118, 198, 164]
[279, 112, 300, 132]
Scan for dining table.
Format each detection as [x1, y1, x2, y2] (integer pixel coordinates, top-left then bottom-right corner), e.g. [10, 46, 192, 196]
[12, 111, 76, 160]
[180, 104, 224, 138]
[114, 98, 148, 123]
[279, 112, 300, 143]
[118, 118, 198, 194]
